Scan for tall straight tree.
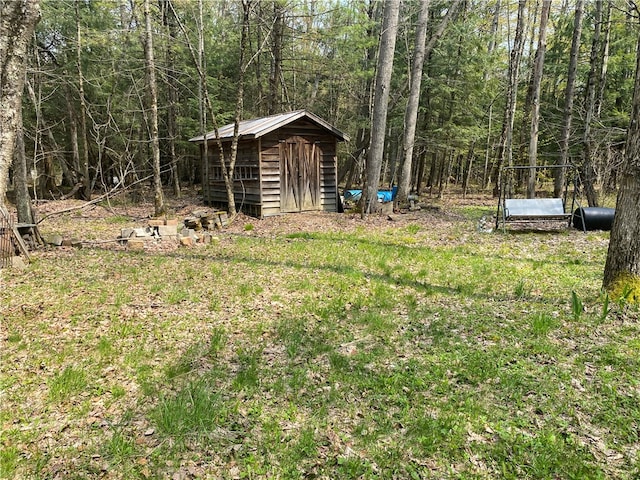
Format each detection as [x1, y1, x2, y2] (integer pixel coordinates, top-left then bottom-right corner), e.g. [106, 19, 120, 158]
[362, 0, 400, 215]
[197, 0, 210, 205]
[527, 0, 551, 198]
[555, 0, 584, 197]
[267, 0, 285, 115]
[224, 0, 252, 218]
[14, 105, 33, 223]
[582, 0, 603, 207]
[0, 0, 40, 205]
[595, 1, 611, 119]
[75, 0, 91, 200]
[143, 0, 165, 216]
[493, 0, 527, 197]
[160, 0, 180, 197]
[602, 24, 640, 297]
[396, 0, 430, 205]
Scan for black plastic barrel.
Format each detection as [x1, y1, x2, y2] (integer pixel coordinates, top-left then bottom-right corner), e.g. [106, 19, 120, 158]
[573, 207, 615, 231]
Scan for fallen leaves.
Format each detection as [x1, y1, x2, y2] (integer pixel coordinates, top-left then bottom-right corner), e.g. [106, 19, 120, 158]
[1, 191, 630, 479]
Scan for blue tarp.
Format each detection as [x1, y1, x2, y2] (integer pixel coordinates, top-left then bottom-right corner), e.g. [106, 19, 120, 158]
[344, 187, 397, 203]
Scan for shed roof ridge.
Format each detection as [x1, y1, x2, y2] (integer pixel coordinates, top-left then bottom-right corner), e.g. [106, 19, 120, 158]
[188, 110, 348, 143]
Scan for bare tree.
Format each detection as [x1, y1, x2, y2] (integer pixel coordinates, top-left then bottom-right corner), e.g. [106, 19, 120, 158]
[527, 0, 551, 198]
[596, 1, 612, 119]
[582, 0, 603, 207]
[555, 0, 584, 197]
[225, 0, 252, 217]
[160, 0, 181, 197]
[14, 102, 34, 223]
[143, 0, 165, 216]
[267, 0, 285, 115]
[362, 0, 400, 215]
[0, 0, 41, 206]
[493, 0, 527, 197]
[75, 0, 92, 200]
[396, 0, 430, 206]
[173, 0, 255, 217]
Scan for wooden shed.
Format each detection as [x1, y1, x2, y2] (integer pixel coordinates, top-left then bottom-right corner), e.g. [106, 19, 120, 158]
[189, 110, 349, 218]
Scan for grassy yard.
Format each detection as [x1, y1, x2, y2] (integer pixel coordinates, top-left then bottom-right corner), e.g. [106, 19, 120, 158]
[1, 201, 639, 479]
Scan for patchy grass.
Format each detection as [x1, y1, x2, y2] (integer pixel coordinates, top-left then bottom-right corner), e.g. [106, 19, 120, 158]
[1, 202, 637, 479]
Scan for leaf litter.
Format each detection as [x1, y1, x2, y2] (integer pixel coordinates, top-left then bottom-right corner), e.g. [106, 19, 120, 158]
[1, 191, 633, 479]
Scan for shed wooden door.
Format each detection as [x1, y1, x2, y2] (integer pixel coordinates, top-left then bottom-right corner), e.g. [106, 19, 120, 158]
[280, 136, 320, 212]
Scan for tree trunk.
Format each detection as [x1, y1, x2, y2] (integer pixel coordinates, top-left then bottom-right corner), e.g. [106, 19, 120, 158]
[415, 150, 427, 195]
[75, 1, 92, 200]
[0, 0, 40, 206]
[596, 1, 611, 119]
[516, 0, 538, 172]
[268, 1, 284, 115]
[527, 0, 551, 199]
[161, 0, 181, 197]
[343, 2, 380, 195]
[582, 0, 603, 207]
[482, 0, 500, 189]
[143, 0, 165, 216]
[602, 28, 640, 295]
[488, 0, 500, 58]
[424, 0, 461, 60]
[492, 0, 527, 198]
[14, 104, 33, 223]
[396, 0, 430, 205]
[555, 0, 583, 197]
[197, 0, 209, 205]
[64, 90, 83, 187]
[362, 0, 400, 215]
[251, 2, 265, 115]
[462, 142, 475, 198]
[224, 0, 251, 218]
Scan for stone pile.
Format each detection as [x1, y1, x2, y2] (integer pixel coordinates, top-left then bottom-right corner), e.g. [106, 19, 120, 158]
[120, 210, 227, 250]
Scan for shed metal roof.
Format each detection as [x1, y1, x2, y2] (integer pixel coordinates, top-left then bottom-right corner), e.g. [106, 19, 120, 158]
[188, 110, 349, 143]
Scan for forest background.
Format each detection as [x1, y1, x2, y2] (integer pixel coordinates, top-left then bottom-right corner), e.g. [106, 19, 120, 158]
[5, 0, 636, 213]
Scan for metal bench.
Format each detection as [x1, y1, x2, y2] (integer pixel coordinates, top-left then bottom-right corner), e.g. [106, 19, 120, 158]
[495, 165, 580, 232]
[500, 198, 572, 231]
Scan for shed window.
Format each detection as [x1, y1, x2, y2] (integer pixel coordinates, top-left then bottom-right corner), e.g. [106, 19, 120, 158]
[210, 165, 258, 181]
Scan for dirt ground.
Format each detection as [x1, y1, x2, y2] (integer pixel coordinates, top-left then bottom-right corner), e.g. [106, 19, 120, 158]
[15, 188, 495, 252]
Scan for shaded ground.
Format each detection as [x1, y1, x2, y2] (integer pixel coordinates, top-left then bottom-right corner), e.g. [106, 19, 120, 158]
[22, 188, 587, 248]
[2, 189, 623, 480]
[25, 189, 478, 248]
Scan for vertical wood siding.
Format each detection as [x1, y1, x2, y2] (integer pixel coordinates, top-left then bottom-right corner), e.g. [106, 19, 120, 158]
[202, 119, 339, 218]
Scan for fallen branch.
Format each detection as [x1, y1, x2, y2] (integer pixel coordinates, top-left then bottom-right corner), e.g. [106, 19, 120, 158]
[36, 173, 155, 225]
[58, 182, 83, 201]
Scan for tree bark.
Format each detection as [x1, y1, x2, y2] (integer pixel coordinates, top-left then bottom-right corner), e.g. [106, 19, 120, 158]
[224, 0, 251, 218]
[268, 1, 284, 115]
[161, 0, 181, 197]
[75, 1, 92, 200]
[527, 0, 551, 199]
[197, 0, 209, 205]
[462, 141, 475, 198]
[493, 0, 527, 198]
[396, 0, 430, 205]
[582, 0, 603, 207]
[602, 27, 640, 295]
[596, 1, 611, 119]
[0, 0, 40, 206]
[362, 0, 400, 215]
[143, 0, 165, 216]
[14, 102, 33, 223]
[555, 0, 584, 197]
